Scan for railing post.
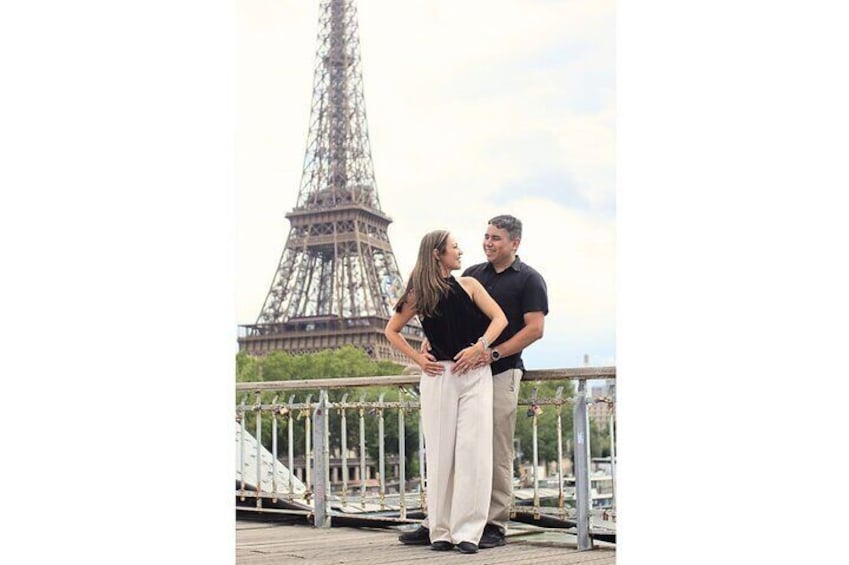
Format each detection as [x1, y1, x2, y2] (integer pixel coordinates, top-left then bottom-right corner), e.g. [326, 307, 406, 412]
[304, 394, 313, 496]
[238, 395, 247, 501]
[254, 391, 263, 508]
[271, 395, 279, 502]
[287, 395, 295, 500]
[358, 394, 367, 505]
[313, 390, 331, 528]
[398, 387, 406, 519]
[530, 386, 541, 513]
[418, 412, 426, 511]
[377, 392, 386, 509]
[340, 393, 349, 506]
[555, 386, 565, 516]
[573, 379, 593, 550]
[609, 408, 617, 511]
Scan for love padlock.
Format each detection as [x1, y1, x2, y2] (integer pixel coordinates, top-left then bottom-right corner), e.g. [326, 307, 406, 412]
[526, 403, 543, 417]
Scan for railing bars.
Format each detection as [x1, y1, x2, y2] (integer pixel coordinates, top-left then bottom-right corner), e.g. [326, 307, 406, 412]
[235, 366, 616, 551]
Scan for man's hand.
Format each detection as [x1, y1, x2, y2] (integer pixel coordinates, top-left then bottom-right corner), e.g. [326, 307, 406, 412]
[475, 347, 493, 369]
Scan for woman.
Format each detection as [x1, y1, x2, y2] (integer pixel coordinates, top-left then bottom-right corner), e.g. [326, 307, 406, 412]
[384, 230, 507, 554]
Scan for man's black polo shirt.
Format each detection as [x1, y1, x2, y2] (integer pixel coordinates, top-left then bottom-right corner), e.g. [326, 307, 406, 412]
[463, 256, 548, 375]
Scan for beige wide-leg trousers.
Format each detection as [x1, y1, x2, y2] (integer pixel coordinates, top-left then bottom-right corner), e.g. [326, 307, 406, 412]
[419, 361, 493, 545]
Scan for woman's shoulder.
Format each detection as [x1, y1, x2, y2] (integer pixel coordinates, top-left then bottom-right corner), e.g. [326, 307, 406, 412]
[457, 276, 482, 293]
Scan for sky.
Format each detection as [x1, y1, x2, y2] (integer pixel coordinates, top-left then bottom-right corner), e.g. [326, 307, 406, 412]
[235, 0, 616, 369]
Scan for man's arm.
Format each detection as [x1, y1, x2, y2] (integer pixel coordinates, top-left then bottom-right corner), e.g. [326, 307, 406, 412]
[491, 311, 545, 358]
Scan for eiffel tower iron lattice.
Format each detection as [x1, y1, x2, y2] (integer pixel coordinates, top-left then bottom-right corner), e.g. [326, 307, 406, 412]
[238, 0, 423, 364]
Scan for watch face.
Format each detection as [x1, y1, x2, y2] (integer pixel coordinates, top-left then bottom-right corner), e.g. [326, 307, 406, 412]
[492, 349, 500, 360]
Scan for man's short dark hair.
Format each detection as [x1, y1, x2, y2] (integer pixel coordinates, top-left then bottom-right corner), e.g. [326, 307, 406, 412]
[488, 214, 522, 241]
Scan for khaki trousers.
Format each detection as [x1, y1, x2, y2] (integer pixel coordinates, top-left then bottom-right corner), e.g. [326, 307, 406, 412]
[419, 362, 493, 545]
[487, 368, 523, 533]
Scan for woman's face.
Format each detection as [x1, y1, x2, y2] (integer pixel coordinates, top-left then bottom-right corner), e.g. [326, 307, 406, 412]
[438, 234, 463, 273]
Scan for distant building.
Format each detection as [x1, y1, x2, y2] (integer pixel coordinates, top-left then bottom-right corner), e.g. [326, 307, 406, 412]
[588, 383, 615, 430]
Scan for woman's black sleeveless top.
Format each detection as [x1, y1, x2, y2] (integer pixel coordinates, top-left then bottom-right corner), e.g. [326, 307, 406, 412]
[420, 276, 488, 361]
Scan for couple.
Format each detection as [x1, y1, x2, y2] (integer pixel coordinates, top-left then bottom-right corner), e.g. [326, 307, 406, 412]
[384, 214, 548, 554]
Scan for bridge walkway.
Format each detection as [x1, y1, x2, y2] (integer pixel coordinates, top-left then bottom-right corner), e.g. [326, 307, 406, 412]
[236, 520, 616, 564]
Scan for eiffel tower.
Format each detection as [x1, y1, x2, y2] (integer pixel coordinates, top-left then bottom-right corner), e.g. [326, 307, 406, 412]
[238, 0, 423, 364]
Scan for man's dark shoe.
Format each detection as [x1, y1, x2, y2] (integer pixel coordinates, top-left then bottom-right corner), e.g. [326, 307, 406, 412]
[398, 525, 430, 545]
[478, 524, 506, 549]
[457, 542, 478, 554]
[431, 541, 454, 551]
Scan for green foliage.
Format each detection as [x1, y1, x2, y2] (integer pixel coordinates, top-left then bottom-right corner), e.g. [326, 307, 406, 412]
[590, 419, 613, 458]
[236, 347, 415, 478]
[514, 380, 574, 468]
[236, 351, 261, 382]
[236, 346, 402, 384]
[514, 382, 616, 466]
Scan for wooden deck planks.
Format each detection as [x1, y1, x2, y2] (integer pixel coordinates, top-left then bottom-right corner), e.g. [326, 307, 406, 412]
[236, 520, 615, 564]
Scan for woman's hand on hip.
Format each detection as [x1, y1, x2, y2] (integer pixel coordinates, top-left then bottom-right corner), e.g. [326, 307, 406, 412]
[453, 343, 484, 375]
[418, 352, 443, 377]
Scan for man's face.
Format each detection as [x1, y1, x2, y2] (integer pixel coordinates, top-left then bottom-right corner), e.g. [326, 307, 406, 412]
[483, 224, 519, 265]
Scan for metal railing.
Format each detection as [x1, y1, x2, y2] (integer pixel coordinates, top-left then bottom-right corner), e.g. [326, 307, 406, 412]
[235, 366, 615, 550]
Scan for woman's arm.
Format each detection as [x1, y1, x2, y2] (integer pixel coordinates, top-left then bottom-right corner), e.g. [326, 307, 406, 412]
[453, 277, 508, 374]
[384, 297, 444, 376]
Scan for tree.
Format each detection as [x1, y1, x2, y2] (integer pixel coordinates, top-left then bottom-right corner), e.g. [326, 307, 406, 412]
[236, 347, 417, 478]
[589, 418, 613, 458]
[514, 380, 575, 470]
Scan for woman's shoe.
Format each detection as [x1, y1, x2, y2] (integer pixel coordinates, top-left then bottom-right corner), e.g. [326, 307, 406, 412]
[430, 541, 454, 551]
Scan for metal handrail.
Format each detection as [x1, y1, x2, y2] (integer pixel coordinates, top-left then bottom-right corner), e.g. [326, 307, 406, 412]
[235, 365, 616, 550]
[235, 366, 616, 392]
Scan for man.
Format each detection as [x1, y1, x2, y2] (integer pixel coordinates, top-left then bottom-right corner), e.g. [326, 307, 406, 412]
[400, 214, 548, 549]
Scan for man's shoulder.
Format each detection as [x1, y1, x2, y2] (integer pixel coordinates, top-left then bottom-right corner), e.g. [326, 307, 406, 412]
[515, 258, 546, 281]
[462, 262, 490, 277]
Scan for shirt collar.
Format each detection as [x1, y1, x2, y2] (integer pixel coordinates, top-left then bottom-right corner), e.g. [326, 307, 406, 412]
[486, 255, 523, 273]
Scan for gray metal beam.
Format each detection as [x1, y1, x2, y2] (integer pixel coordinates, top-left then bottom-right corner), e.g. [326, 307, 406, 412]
[573, 380, 593, 551]
[313, 390, 331, 528]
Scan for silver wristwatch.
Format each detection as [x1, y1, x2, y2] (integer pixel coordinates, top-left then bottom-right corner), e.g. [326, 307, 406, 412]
[490, 348, 501, 361]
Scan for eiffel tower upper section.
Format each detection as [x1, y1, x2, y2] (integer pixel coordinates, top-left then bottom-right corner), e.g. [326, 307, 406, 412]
[239, 0, 422, 362]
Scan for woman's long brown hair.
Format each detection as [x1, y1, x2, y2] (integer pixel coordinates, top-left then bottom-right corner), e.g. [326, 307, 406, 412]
[395, 230, 452, 318]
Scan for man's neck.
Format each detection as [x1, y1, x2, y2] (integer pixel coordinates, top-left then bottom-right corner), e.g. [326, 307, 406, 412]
[491, 255, 516, 273]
